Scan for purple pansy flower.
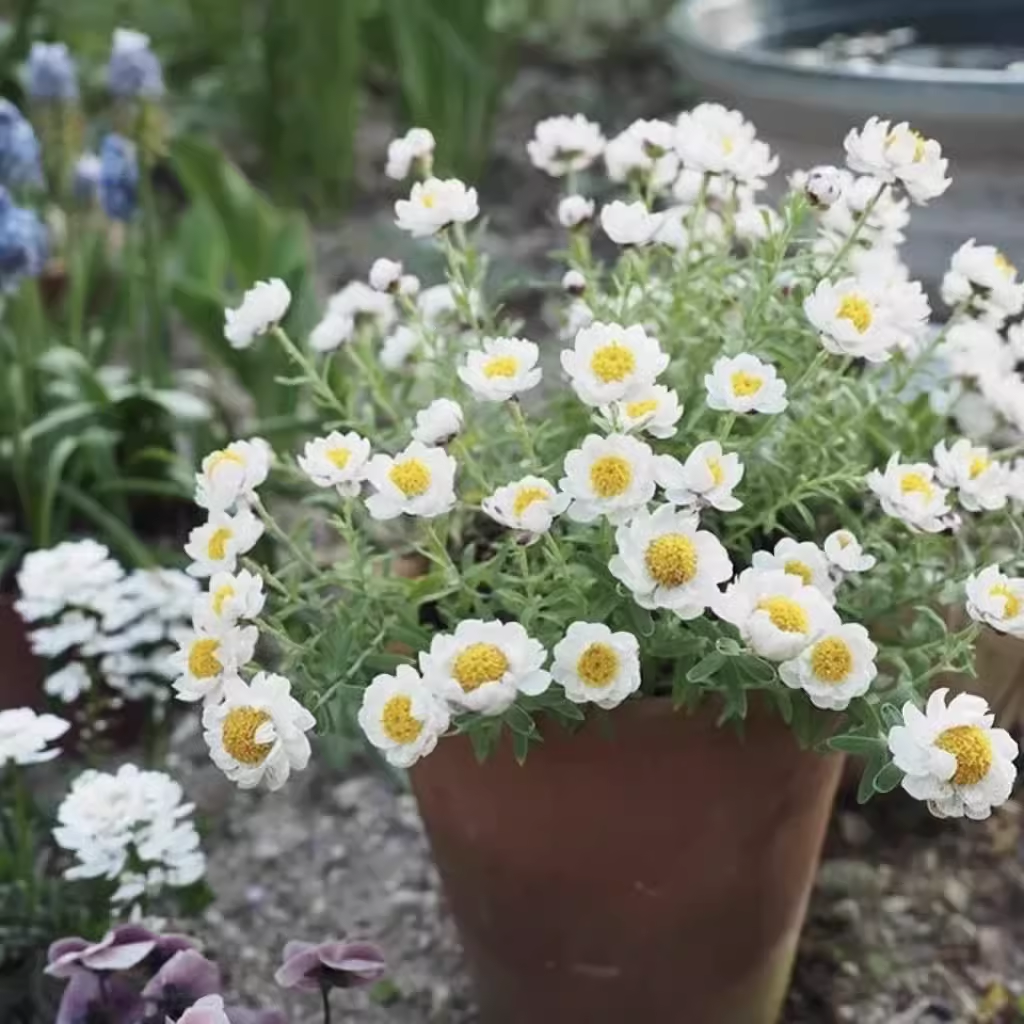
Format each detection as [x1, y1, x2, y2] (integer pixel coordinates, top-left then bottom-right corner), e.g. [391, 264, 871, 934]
[274, 939, 386, 992]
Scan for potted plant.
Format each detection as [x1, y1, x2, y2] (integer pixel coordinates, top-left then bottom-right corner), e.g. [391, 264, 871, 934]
[167, 110, 1022, 1023]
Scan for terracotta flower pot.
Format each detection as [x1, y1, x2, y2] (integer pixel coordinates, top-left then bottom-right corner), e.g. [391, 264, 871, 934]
[410, 698, 843, 1024]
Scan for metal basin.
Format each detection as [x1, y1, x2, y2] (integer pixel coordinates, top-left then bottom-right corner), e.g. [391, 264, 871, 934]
[668, 0, 1024, 281]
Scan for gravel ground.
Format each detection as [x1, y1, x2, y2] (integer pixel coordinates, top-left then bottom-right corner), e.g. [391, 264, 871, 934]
[167, 713, 1024, 1024]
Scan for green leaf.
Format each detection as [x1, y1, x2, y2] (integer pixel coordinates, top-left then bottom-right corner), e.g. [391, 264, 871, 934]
[828, 734, 886, 756]
[56, 484, 156, 567]
[686, 651, 727, 684]
[37, 435, 84, 548]
[856, 757, 883, 805]
[872, 761, 903, 794]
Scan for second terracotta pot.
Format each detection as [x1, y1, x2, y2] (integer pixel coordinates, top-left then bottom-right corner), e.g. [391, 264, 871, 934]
[410, 698, 842, 1024]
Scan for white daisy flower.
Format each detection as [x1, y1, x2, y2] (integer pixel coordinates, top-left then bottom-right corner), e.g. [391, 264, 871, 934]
[803, 165, 844, 208]
[843, 117, 950, 205]
[942, 239, 1024, 325]
[734, 202, 782, 243]
[309, 311, 355, 353]
[419, 619, 550, 715]
[297, 431, 372, 496]
[673, 103, 778, 186]
[380, 325, 420, 370]
[184, 507, 265, 577]
[357, 664, 450, 768]
[527, 114, 605, 177]
[170, 624, 258, 704]
[599, 200, 661, 246]
[202, 673, 315, 791]
[823, 529, 876, 573]
[0, 708, 69, 766]
[224, 278, 291, 350]
[557, 194, 595, 228]
[399, 273, 420, 297]
[325, 281, 396, 334]
[751, 538, 836, 600]
[369, 257, 403, 293]
[411, 398, 464, 446]
[880, 277, 931, 355]
[458, 336, 542, 402]
[45, 663, 92, 703]
[192, 569, 265, 633]
[779, 623, 878, 711]
[561, 321, 668, 407]
[609, 504, 732, 619]
[194, 438, 271, 513]
[394, 177, 479, 238]
[887, 688, 1017, 819]
[803, 277, 897, 362]
[603, 384, 683, 439]
[866, 454, 952, 533]
[482, 476, 570, 537]
[966, 565, 1024, 638]
[704, 354, 788, 414]
[714, 568, 840, 661]
[816, 171, 909, 251]
[939, 319, 1012, 382]
[364, 441, 457, 521]
[552, 622, 641, 710]
[604, 119, 679, 191]
[655, 440, 744, 512]
[560, 433, 657, 524]
[385, 126, 435, 180]
[933, 438, 1009, 512]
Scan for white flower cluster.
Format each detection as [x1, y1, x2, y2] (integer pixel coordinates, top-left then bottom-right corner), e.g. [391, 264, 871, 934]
[178, 440, 314, 792]
[0, 707, 69, 766]
[53, 763, 205, 910]
[185, 108, 1023, 826]
[15, 540, 198, 708]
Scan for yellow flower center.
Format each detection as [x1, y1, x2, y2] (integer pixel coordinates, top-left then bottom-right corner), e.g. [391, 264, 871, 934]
[590, 343, 636, 383]
[783, 559, 814, 586]
[836, 295, 873, 333]
[380, 695, 424, 745]
[645, 534, 698, 587]
[968, 455, 990, 479]
[886, 129, 926, 162]
[625, 398, 659, 419]
[995, 252, 1016, 277]
[989, 583, 1021, 620]
[730, 371, 763, 397]
[212, 585, 235, 616]
[809, 636, 853, 683]
[835, 532, 852, 549]
[721, 136, 734, 155]
[576, 643, 619, 688]
[756, 597, 809, 634]
[327, 446, 351, 469]
[512, 486, 550, 518]
[206, 527, 233, 561]
[935, 725, 993, 787]
[900, 472, 934, 498]
[420, 193, 436, 209]
[483, 355, 519, 379]
[188, 638, 222, 679]
[707, 457, 724, 486]
[452, 643, 509, 693]
[207, 450, 244, 475]
[389, 458, 431, 497]
[589, 455, 633, 498]
[221, 706, 274, 765]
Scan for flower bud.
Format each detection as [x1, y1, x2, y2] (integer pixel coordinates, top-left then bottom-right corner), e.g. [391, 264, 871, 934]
[562, 269, 586, 296]
[557, 194, 595, 229]
[804, 165, 843, 208]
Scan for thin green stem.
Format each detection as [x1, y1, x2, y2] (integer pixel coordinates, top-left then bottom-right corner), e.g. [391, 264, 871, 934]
[820, 183, 886, 281]
[508, 400, 538, 466]
[271, 326, 349, 420]
[320, 983, 333, 1024]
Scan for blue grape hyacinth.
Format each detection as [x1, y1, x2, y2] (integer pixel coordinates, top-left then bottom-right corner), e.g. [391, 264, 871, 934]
[0, 100, 42, 188]
[26, 41, 78, 102]
[98, 134, 139, 222]
[107, 28, 164, 100]
[0, 187, 47, 292]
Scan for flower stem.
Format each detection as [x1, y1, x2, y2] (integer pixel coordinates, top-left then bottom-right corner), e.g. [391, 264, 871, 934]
[820, 182, 886, 280]
[320, 983, 333, 1024]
